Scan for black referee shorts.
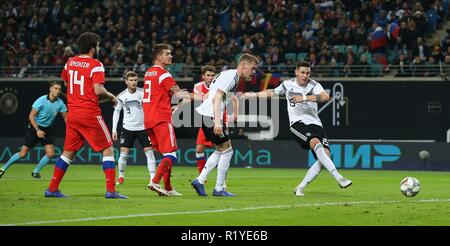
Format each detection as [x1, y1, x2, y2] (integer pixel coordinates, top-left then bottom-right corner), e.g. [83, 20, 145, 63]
[23, 124, 55, 148]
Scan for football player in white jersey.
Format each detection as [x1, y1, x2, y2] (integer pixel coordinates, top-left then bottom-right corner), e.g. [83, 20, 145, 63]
[191, 53, 259, 196]
[244, 62, 352, 196]
[112, 71, 158, 188]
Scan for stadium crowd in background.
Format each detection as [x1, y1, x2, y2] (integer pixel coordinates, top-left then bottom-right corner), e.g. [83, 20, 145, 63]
[0, 0, 449, 78]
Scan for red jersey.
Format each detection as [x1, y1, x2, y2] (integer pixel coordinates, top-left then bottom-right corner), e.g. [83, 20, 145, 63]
[193, 81, 210, 99]
[143, 65, 177, 128]
[61, 56, 105, 115]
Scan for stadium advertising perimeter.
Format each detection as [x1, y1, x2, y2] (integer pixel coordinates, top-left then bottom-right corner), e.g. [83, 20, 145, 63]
[0, 138, 448, 171]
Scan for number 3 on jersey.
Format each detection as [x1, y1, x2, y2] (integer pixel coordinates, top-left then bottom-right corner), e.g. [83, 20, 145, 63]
[143, 80, 151, 103]
[68, 70, 85, 95]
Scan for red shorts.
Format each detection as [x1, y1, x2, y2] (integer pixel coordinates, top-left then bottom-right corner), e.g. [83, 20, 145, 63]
[196, 128, 213, 147]
[64, 113, 113, 152]
[146, 122, 178, 154]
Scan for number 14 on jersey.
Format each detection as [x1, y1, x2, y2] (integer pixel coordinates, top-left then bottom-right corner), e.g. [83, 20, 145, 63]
[68, 70, 85, 95]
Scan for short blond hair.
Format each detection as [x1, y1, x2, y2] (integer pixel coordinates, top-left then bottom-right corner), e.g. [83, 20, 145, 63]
[124, 71, 138, 80]
[238, 53, 259, 65]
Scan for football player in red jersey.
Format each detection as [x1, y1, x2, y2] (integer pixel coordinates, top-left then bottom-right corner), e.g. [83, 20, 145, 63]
[192, 65, 216, 174]
[44, 32, 127, 199]
[143, 44, 200, 196]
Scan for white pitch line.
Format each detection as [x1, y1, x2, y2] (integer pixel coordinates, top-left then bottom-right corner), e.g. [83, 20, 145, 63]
[0, 175, 301, 181]
[2, 198, 450, 226]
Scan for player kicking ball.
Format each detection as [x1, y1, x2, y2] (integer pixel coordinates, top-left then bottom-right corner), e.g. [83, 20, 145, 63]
[244, 62, 352, 196]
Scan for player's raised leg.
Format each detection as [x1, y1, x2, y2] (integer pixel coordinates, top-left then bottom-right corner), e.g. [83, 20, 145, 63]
[310, 138, 352, 188]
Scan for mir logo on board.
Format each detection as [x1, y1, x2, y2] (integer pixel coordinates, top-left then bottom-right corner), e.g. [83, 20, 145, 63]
[308, 144, 401, 169]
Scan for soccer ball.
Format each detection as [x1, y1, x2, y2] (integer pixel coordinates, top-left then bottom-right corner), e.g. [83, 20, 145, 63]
[400, 177, 420, 197]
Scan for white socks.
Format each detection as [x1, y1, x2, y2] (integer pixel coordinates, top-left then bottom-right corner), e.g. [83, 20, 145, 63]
[314, 144, 343, 181]
[299, 161, 322, 188]
[145, 149, 156, 180]
[118, 152, 127, 177]
[197, 150, 221, 184]
[215, 147, 233, 191]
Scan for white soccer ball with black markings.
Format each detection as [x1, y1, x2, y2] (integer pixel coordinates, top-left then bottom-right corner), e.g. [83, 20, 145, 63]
[400, 177, 420, 197]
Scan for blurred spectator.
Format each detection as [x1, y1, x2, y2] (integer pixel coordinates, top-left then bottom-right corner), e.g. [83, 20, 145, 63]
[241, 37, 255, 53]
[442, 55, 450, 79]
[411, 55, 427, 76]
[394, 53, 411, 77]
[412, 37, 429, 61]
[17, 56, 29, 78]
[316, 55, 330, 77]
[132, 54, 147, 75]
[358, 53, 371, 77]
[425, 56, 439, 77]
[431, 38, 443, 61]
[330, 47, 345, 65]
[343, 46, 357, 77]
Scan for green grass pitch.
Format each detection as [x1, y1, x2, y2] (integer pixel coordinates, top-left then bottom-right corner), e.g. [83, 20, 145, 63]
[1, 164, 450, 226]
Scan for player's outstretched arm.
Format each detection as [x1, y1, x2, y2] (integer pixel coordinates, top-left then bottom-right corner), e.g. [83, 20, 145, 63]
[243, 89, 275, 98]
[170, 85, 202, 101]
[170, 85, 203, 114]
